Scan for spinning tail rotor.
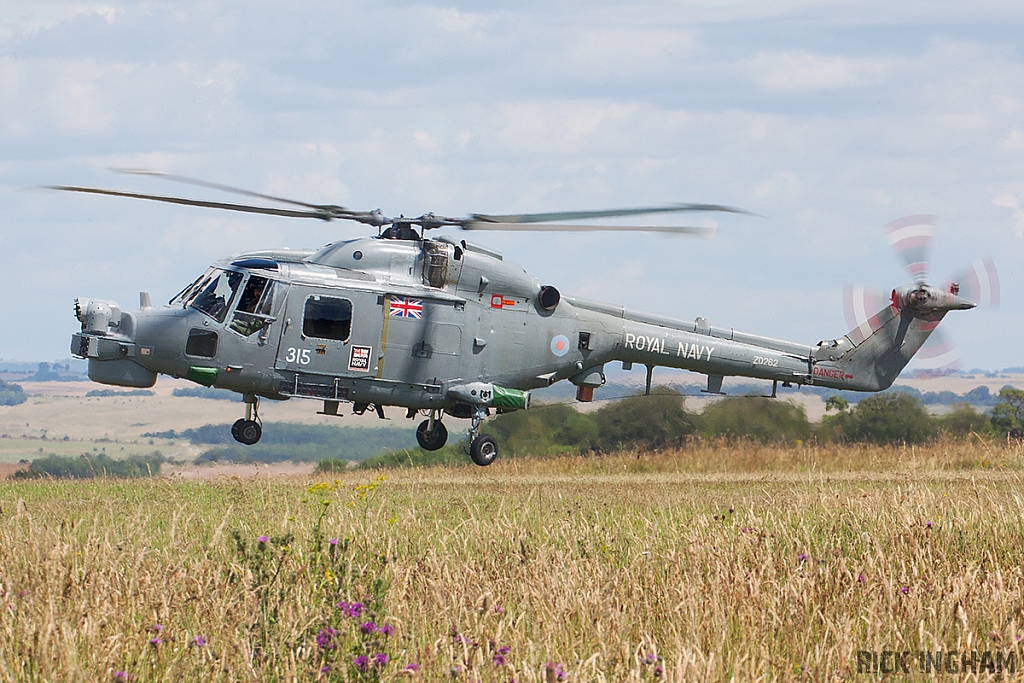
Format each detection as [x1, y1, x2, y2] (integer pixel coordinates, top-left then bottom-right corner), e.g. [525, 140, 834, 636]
[845, 215, 999, 376]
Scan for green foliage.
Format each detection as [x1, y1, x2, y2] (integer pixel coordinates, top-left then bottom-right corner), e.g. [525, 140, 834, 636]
[85, 389, 155, 397]
[843, 392, 936, 444]
[0, 379, 26, 406]
[937, 403, 993, 437]
[482, 403, 598, 456]
[990, 387, 1024, 437]
[171, 386, 239, 400]
[143, 423, 416, 463]
[699, 397, 812, 443]
[593, 387, 696, 452]
[354, 445, 469, 470]
[13, 452, 166, 479]
[824, 395, 849, 413]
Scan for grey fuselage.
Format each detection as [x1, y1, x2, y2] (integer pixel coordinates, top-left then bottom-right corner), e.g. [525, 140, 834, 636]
[72, 235, 960, 413]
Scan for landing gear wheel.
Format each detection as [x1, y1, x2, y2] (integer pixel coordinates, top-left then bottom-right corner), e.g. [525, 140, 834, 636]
[416, 420, 448, 451]
[233, 419, 262, 445]
[469, 434, 497, 466]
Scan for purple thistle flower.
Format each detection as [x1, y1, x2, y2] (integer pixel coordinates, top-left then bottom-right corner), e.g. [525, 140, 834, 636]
[497, 645, 510, 655]
[654, 665, 664, 678]
[377, 624, 394, 637]
[151, 624, 162, 633]
[257, 535, 269, 544]
[347, 602, 364, 618]
[492, 654, 507, 666]
[189, 634, 207, 648]
[360, 621, 377, 634]
[899, 586, 910, 594]
[643, 653, 657, 665]
[857, 574, 866, 583]
[320, 665, 331, 674]
[353, 655, 369, 672]
[545, 662, 567, 682]
[328, 537, 338, 546]
[373, 653, 388, 667]
[316, 627, 336, 650]
[113, 673, 128, 682]
[403, 663, 420, 672]
[797, 553, 808, 562]
[493, 604, 505, 614]
[926, 521, 934, 529]
[149, 637, 161, 647]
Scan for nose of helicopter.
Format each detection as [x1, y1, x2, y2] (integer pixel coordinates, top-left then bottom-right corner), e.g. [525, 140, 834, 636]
[72, 297, 159, 388]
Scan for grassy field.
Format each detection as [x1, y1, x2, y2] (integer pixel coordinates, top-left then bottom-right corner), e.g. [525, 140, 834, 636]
[2, 440, 1024, 681]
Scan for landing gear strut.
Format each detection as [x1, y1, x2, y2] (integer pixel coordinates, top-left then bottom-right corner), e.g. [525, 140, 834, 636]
[464, 406, 497, 466]
[416, 410, 448, 451]
[232, 395, 262, 445]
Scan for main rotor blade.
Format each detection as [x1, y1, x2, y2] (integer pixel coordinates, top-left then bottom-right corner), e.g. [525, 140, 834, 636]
[885, 214, 935, 284]
[47, 185, 338, 220]
[460, 221, 716, 236]
[112, 168, 357, 215]
[470, 203, 754, 225]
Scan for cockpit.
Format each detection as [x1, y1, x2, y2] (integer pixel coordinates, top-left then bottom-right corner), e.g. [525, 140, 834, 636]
[172, 265, 279, 337]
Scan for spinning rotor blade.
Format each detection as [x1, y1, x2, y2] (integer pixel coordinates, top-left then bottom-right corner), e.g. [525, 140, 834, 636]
[945, 256, 1000, 309]
[909, 328, 961, 376]
[842, 284, 893, 344]
[460, 221, 715, 236]
[47, 185, 335, 220]
[885, 214, 935, 283]
[469, 203, 755, 225]
[112, 168, 348, 213]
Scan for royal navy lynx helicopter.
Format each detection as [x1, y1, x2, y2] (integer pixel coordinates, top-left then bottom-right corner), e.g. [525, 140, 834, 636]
[55, 171, 979, 465]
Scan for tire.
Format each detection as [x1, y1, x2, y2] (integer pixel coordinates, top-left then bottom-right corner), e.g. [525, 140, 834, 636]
[235, 419, 262, 445]
[231, 418, 245, 442]
[469, 434, 498, 466]
[416, 420, 448, 451]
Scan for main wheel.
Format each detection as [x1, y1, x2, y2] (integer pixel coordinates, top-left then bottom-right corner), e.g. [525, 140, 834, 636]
[233, 419, 262, 445]
[469, 434, 497, 466]
[416, 420, 448, 451]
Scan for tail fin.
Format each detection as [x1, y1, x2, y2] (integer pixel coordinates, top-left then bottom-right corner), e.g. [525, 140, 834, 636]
[830, 294, 947, 392]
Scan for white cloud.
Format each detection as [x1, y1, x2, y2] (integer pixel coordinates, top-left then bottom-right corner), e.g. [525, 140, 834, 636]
[993, 194, 1024, 238]
[747, 50, 890, 92]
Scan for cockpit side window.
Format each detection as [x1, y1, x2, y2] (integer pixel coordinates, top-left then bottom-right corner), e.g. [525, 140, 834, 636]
[229, 276, 278, 337]
[191, 270, 243, 323]
[171, 268, 216, 307]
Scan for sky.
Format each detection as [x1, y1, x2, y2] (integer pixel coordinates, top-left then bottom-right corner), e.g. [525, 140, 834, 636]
[1, 1, 1022, 371]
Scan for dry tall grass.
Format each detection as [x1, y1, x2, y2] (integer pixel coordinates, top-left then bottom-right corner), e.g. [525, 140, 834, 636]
[1, 440, 1023, 681]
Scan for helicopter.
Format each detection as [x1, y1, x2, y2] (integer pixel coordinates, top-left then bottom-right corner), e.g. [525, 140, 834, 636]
[55, 171, 979, 466]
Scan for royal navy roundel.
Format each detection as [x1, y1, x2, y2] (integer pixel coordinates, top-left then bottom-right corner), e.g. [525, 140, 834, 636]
[550, 334, 570, 357]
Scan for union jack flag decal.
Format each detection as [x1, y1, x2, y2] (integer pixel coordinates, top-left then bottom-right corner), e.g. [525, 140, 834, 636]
[389, 296, 423, 319]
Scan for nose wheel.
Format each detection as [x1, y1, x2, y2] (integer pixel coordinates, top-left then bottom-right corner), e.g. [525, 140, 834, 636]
[416, 413, 448, 451]
[463, 406, 498, 466]
[232, 395, 262, 445]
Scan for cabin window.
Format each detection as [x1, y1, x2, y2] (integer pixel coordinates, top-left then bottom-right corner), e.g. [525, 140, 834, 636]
[303, 295, 352, 341]
[185, 329, 219, 358]
[190, 269, 243, 323]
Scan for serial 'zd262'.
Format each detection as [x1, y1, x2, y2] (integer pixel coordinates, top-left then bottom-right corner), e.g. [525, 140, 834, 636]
[58, 172, 987, 466]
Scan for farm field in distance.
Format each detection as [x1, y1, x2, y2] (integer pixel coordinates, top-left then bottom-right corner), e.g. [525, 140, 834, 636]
[1, 442, 1024, 681]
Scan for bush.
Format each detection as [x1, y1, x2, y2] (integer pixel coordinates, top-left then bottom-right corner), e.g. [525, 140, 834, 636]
[593, 387, 696, 452]
[482, 404, 598, 457]
[171, 386, 239, 401]
[0, 379, 26, 407]
[699, 397, 812, 443]
[844, 392, 936, 444]
[990, 387, 1024, 437]
[13, 453, 166, 479]
[937, 403, 993, 437]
